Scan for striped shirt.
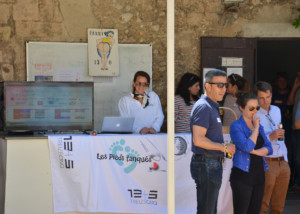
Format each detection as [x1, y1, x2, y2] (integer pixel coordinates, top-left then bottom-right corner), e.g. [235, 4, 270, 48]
[175, 95, 196, 133]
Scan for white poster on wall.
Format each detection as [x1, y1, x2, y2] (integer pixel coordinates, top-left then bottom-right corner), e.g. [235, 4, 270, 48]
[221, 57, 243, 67]
[227, 67, 243, 77]
[88, 29, 119, 76]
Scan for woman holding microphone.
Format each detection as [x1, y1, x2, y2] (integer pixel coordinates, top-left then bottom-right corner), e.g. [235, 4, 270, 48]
[229, 92, 273, 214]
[118, 71, 164, 134]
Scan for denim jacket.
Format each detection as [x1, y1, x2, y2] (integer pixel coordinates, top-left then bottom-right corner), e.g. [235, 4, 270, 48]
[230, 116, 273, 173]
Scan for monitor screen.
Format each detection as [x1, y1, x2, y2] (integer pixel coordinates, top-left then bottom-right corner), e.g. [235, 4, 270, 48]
[1, 81, 94, 132]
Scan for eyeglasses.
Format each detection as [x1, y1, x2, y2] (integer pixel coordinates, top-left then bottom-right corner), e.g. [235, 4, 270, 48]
[232, 74, 237, 82]
[135, 81, 149, 87]
[248, 106, 260, 111]
[265, 113, 275, 126]
[208, 82, 229, 88]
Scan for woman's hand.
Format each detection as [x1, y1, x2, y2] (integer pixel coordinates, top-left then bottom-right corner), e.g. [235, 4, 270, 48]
[149, 128, 156, 134]
[140, 127, 150, 134]
[139, 127, 156, 134]
[252, 115, 261, 129]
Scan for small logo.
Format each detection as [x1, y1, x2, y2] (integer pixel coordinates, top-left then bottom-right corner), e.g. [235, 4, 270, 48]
[128, 189, 158, 205]
[108, 139, 143, 174]
[149, 162, 159, 171]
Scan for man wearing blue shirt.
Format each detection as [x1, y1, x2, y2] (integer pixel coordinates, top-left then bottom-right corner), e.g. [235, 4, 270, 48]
[190, 69, 236, 214]
[255, 81, 290, 214]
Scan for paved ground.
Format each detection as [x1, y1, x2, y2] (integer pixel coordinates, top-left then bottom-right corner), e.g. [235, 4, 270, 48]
[283, 192, 300, 214]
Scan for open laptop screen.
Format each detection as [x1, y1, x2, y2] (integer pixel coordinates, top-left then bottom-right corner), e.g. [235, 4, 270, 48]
[101, 117, 135, 134]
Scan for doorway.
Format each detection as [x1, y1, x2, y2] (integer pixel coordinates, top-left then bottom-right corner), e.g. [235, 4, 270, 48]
[257, 39, 300, 87]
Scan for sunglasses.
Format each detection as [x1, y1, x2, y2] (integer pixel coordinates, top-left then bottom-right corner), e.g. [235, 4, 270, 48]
[208, 82, 229, 88]
[248, 106, 260, 111]
[135, 81, 149, 87]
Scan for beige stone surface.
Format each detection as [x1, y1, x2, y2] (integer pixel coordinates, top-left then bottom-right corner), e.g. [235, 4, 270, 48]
[0, 26, 11, 42]
[255, 5, 293, 22]
[0, 4, 10, 23]
[59, 0, 99, 39]
[1, 64, 14, 81]
[0, 47, 13, 63]
[0, 0, 15, 2]
[13, 0, 39, 21]
[14, 63, 26, 81]
[243, 22, 300, 37]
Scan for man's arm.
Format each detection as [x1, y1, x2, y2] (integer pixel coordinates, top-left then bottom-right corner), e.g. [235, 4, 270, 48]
[295, 119, 300, 129]
[192, 125, 235, 154]
[287, 76, 300, 105]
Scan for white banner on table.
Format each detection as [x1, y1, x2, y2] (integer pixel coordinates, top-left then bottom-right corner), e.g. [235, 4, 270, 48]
[48, 134, 167, 213]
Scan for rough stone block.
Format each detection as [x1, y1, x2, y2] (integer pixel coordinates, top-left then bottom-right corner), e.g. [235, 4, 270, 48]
[0, 26, 11, 41]
[256, 5, 292, 22]
[121, 13, 133, 22]
[0, 4, 10, 23]
[187, 12, 202, 27]
[204, 0, 222, 13]
[15, 63, 26, 81]
[59, 0, 98, 39]
[0, 0, 16, 3]
[243, 23, 300, 37]
[0, 48, 13, 63]
[1, 64, 14, 81]
[13, 0, 39, 21]
[39, 0, 54, 21]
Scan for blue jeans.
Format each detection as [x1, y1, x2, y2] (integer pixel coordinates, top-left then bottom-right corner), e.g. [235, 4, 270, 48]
[190, 154, 223, 214]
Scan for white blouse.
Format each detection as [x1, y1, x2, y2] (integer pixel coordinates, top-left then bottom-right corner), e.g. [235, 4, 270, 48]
[118, 91, 164, 133]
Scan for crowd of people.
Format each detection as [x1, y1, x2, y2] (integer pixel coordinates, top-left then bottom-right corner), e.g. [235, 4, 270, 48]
[119, 69, 300, 214]
[177, 69, 300, 214]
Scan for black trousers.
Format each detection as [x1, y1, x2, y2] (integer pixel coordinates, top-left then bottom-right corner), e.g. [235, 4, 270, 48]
[230, 179, 265, 214]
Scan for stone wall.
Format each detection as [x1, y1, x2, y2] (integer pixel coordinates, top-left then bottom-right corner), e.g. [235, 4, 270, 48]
[0, 0, 300, 132]
[0, 0, 168, 130]
[175, 0, 300, 84]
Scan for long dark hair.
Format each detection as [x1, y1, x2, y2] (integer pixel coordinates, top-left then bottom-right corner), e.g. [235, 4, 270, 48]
[176, 73, 200, 105]
[228, 73, 250, 92]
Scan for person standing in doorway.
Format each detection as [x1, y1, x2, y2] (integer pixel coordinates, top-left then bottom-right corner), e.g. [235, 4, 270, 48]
[254, 81, 290, 214]
[287, 70, 300, 192]
[190, 69, 236, 214]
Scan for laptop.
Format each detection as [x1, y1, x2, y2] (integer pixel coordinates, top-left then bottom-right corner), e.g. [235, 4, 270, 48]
[101, 117, 135, 134]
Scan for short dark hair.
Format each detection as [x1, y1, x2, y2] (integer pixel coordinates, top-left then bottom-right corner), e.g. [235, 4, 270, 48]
[253, 81, 272, 94]
[236, 92, 257, 109]
[204, 69, 227, 84]
[176, 73, 200, 105]
[204, 69, 227, 90]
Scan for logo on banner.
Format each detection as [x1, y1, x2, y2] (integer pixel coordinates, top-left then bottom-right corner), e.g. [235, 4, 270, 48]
[57, 136, 74, 169]
[174, 136, 188, 160]
[128, 189, 158, 205]
[96, 138, 164, 174]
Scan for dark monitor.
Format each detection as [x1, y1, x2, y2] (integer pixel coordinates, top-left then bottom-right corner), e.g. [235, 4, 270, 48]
[0, 81, 94, 132]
